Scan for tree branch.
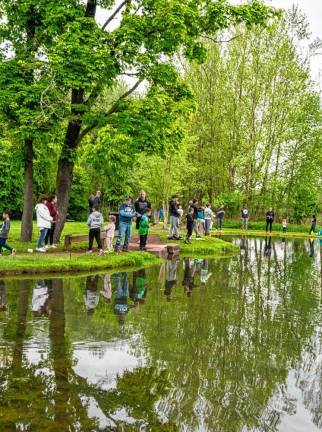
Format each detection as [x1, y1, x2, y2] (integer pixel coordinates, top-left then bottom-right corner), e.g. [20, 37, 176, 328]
[76, 79, 143, 145]
[202, 34, 242, 44]
[102, 0, 128, 31]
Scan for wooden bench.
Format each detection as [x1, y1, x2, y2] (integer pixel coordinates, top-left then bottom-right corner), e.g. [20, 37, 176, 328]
[64, 232, 109, 249]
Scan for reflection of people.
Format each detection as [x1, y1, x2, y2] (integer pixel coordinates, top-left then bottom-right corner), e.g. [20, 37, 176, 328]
[164, 258, 178, 300]
[240, 236, 247, 256]
[114, 273, 130, 324]
[131, 269, 147, 305]
[282, 218, 287, 234]
[183, 258, 195, 297]
[101, 274, 112, 304]
[201, 260, 212, 285]
[84, 275, 100, 313]
[0, 280, 7, 312]
[309, 239, 315, 258]
[264, 236, 272, 258]
[32, 280, 50, 316]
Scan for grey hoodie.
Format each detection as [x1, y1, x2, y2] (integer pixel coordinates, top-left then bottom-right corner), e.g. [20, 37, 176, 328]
[87, 211, 103, 229]
[0, 220, 10, 239]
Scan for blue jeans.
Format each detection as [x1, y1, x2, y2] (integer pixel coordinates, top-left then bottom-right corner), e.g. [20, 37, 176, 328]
[115, 222, 132, 250]
[217, 218, 223, 230]
[0, 238, 12, 253]
[37, 228, 48, 249]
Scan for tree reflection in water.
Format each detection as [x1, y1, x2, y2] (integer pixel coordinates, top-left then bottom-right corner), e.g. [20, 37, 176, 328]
[0, 237, 321, 431]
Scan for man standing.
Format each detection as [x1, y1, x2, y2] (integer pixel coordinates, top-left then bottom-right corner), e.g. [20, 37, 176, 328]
[93, 191, 102, 209]
[114, 196, 136, 252]
[168, 195, 181, 240]
[134, 190, 151, 229]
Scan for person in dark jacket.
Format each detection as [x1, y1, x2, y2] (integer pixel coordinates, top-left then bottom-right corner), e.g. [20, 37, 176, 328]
[88, 194, 94, 214]
[134, 190, 151, 229]
[184, 207, 194, 244]
[216, 205, 225, 230]
[168, 195, 181, 240]
[0, 210, 15, 255]
[265, 208, 275, 233]
[189, 199, 200, 238]
[309, 215, 317, 235]
[45, 195, 58, 249]
[93, 191, 101, 209]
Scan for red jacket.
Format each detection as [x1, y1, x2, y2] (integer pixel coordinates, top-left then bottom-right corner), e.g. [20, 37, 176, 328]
[47, 202, 58, 221]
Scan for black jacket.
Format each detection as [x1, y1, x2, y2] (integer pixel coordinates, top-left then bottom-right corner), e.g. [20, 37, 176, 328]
[134, 198, 151, 216]
[169, 200, 180, 217]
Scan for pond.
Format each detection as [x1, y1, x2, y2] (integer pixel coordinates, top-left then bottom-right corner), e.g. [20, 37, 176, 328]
[0, 236, 321, 431]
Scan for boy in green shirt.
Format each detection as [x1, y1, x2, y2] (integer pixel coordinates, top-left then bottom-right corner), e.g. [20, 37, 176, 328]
[139, 208, 152, 251]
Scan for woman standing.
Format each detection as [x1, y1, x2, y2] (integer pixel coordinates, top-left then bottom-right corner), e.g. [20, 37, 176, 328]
[45, 195, 58, 249]
[35, 196, 53, 252]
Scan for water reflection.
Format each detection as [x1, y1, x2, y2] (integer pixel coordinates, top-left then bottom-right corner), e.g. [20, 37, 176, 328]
[0, 237, 321, 431]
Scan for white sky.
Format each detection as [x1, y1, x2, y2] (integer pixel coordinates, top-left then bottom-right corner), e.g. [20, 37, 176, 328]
[248, 0, 322, 89]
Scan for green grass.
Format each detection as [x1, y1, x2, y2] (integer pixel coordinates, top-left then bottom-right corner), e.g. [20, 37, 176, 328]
[0, 250, 160, 276]
[218, 219, 321, 234]
[150, 228, 238, 257]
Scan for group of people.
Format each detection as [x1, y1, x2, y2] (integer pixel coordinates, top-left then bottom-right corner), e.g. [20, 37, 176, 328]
[86, 190, 152, 253]
[0, 188, 319, 256]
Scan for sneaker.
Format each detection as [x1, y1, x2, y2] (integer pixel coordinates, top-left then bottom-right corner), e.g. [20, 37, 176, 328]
[36, 248, 46, 253]
[51, 245, 57, 249]
[86, 250, 93, 254]
[44, 245, 50, 249]
[11, 249, 16, 255]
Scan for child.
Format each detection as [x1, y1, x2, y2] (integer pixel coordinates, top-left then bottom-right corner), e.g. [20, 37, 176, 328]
[35, 196, 53, 252]
[309, 215, 317, 235]
[87, 204, 104, 253]
[139, 208, 151, 251]
[0, 210, 16, 255]
[185, 207, 194, 244]
[204, 203, 214, 236]
[216, 205, 225, 231]
[197, 206, 205, 236]
[114, 196, 136, 252]
[101, 274, 112, 304]
[104, 215, 116, 252]
[282, 218, 287, 233]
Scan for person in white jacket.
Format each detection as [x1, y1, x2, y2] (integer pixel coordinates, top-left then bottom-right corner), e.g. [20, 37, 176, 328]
[35, 196, 53, 252]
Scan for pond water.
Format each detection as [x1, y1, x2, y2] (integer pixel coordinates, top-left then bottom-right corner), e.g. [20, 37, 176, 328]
[0, 236, 321, 431]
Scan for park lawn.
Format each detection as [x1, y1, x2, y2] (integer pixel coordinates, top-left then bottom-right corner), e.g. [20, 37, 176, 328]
[0, 250, 160, 276]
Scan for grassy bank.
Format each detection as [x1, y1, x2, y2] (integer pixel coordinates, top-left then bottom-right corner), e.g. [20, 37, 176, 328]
[150, 228, 238, 257]
[0, 251, 160, 276]
[216, 219, 321, 234]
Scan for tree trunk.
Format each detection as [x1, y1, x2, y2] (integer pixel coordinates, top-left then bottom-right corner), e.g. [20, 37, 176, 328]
[54, 0, 97, 241]
[20, 139, 34, 242]
[54, 118, 82, 242]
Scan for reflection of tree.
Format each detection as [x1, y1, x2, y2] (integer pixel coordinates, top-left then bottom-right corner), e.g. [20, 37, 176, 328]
[0, 278, 174, 431]
[131, 239, 320, 431]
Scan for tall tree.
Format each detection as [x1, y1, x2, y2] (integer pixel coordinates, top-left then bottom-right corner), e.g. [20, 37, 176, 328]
[50, 0, 276, 239]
